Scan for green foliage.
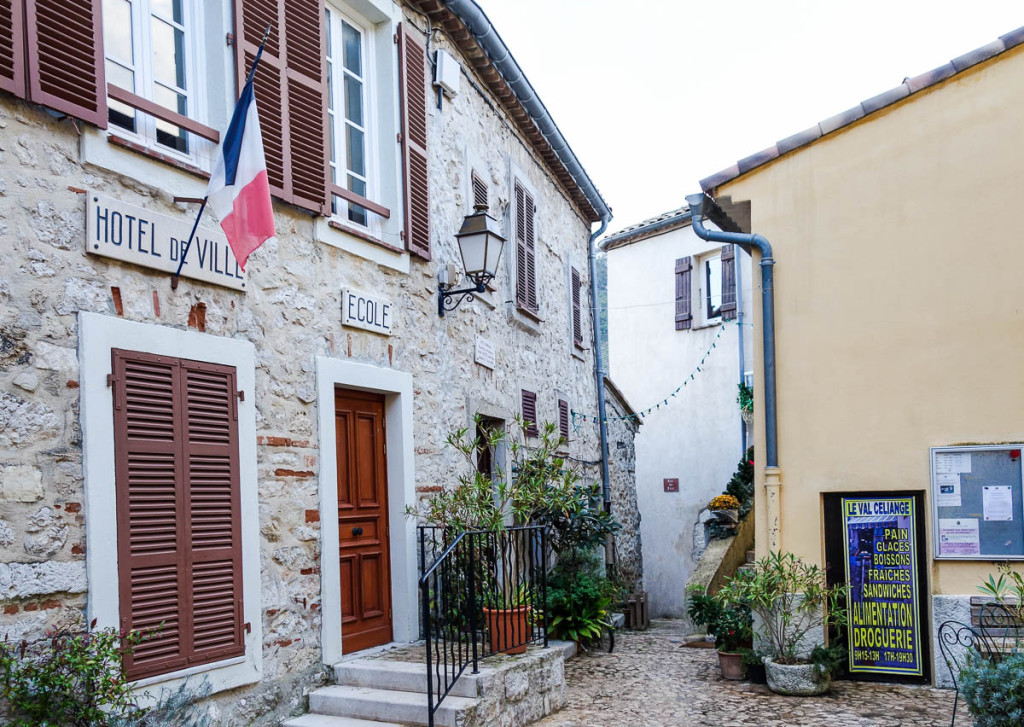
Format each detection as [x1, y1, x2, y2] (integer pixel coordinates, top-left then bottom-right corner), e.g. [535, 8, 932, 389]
[960, 649, 1024, 727]
[810, 642, 847, 678]
[713, 603, 752, 653]
[546, 549, 617, 647]
[725, 447, 755, 518]
[978, 563, 1024, 623]
[112, 677, 212, 727]
[0, 621, 149, 726]
[715, 551, 848, 665]
[686, 586, 723, 633]
[739, 647, 766, 667]
[736, 383, 753, 414]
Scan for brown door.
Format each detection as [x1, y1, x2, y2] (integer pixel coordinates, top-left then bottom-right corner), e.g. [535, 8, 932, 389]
[335, 389, 392, 652]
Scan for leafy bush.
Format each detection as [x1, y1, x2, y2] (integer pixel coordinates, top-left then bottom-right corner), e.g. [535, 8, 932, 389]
[810, 642, 847, 678]
[546, 549, 618, 647]
[960, 649, 1024, 727]
[0, 621, 148, 726]
[112, 677, 213, 727]
[736, 383, 753, 414]
[725, 447, 754, 517]
[713, 603, 752, 653]
[686, 586, 722, 634]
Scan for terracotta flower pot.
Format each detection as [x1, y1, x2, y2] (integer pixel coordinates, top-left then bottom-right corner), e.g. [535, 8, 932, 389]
[718, 650, 745, 680]
[483, 606, 531, 655]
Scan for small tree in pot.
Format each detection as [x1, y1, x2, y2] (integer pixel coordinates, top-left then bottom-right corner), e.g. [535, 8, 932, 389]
[716, 551, 848, 696]
[712, 603, 753, 680]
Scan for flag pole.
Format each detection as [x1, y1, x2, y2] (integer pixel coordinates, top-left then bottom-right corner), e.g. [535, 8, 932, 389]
[171, 24, 272, 290]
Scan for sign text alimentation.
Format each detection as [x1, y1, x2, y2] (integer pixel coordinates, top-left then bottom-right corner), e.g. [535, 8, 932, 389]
[86, 192, 245, 291]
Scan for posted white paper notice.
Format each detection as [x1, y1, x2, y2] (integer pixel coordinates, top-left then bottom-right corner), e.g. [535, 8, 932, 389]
[936, 473, 962, 508]
[935, 452, 972, 475]
[983, 485, 1014, 521]
[939, 518, 980, 556]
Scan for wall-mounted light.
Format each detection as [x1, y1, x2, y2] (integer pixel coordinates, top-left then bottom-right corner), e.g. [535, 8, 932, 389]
[438, 204, 506, 317]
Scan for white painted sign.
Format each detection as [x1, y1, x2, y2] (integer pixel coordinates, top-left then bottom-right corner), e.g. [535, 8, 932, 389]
[342, 288, 393, 336]
[86, 192, 245, 291]
[474, 336, 496, 369]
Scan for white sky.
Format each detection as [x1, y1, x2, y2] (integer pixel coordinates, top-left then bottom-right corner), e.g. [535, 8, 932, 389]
[474, 0, 1023, 235]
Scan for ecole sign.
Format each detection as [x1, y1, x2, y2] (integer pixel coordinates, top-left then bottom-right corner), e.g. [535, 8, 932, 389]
[85, 192, 245, 291]
[342, 288, 393, 336]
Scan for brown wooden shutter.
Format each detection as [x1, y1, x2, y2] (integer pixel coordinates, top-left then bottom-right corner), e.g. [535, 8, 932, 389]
[398, 23, 430, 260]
[675, 256, 692, 330]
[24, 0, 106, 127]
[521, 389, 538, 437]
[558, 399, 570, 441]
[515, 181, 538, 313]
[471, 170, 487, 210]
[720, 244, 737, 321]
[0, 0, 26, 98]
[235, 0, 327, 214]
[112, 350, 243, 681]
[571, 267, 583, 346]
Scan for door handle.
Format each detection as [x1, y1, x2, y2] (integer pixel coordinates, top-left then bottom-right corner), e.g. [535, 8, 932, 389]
[352, 527, 363, 536]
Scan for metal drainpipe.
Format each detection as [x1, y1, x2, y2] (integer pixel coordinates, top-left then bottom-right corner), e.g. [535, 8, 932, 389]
[588, 216, 613, 511]
[685, 194, 778, 469]
[736, 242, 747, 456]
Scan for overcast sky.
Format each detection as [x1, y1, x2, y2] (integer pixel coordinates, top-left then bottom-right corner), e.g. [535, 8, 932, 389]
[474, 0, 1023, 235]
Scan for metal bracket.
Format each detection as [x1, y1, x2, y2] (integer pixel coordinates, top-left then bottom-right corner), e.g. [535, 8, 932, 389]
[438, 280, 487, 317]
[236, 390, 245, 401]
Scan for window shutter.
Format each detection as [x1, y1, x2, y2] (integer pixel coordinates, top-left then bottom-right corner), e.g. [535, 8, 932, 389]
[235, 0, 327, 214]
[398, 24, 430, 260]
[720, 244, 737, 321]
[558, 399, 570, 441]
[24, 0, 106, 127]
[515, 181, 538, 313]
[521, 389, 538, 437]
[675, 256, 692, 330]
[0, 0, 25, 98]
[112, 350, 243, 681]
[471, 170, 487, 210]
[571, 267, 583, 346]
[525, 191, 537, 311]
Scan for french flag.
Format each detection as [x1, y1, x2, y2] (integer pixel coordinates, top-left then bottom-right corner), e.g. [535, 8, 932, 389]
[206, 67, 275, 272]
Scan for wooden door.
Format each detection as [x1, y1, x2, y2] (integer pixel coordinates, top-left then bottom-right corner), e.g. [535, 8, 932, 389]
[335, 389, 392, 652]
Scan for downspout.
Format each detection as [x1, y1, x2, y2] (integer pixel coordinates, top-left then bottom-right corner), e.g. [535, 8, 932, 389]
[736, 241, 747, 456]
[588, 216, 613, 512]
[686, 192, 778, 470]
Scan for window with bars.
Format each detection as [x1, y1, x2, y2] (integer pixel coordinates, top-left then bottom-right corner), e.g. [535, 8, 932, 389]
[102, 0, 212, 164]
[326, 5, 374, 228]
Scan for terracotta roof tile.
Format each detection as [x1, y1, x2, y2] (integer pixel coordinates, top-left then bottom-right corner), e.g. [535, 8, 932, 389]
[700, 24, 1024, 192]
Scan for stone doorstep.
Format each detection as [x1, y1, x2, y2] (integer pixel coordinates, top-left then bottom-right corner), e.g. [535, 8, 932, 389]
[281, 716, 406, 727]
[334, 658, 487, 699]
[308, 685, 478, 727]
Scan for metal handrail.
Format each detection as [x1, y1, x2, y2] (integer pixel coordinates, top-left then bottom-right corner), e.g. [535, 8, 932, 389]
[418, 525, 548, 727]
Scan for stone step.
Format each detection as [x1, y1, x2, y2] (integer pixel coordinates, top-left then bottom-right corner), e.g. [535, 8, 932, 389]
[308, 685, 478, 727]
[334, 658, 483, 698]
[281, 715, 406, 727]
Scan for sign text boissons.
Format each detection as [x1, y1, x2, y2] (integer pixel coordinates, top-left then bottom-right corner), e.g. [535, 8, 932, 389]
[86, 192, 245, 290]
[342, 288, 393, 336]
[841, 496, 922, 676]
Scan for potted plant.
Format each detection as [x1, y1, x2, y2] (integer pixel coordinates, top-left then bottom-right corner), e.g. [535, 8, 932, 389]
[708, 494, 740, 525]
[716, 551, 848, 696]
[737, 382, 754, 424]
[686, 585, 723, 641]
[741, 648, 767, 684]
[482, 583, 535, 655]
[712, 603, 752, 680]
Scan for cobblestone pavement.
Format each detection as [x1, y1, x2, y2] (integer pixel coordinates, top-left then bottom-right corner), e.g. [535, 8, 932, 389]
[535, 620, 956, 727]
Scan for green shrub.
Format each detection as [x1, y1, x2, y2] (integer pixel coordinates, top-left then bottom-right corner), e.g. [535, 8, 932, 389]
[810, 642, 847, 678]
[725, 447, 754, 517]
[0, 621, 149, 726]
[960, 649, 1024, 727]
[546, 549, 617, 646]
[713, 603, 752, 653]
[686, 586, 722, 634]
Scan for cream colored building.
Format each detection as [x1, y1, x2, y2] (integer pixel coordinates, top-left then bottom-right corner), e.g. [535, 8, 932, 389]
[700, 25, 1024, 685]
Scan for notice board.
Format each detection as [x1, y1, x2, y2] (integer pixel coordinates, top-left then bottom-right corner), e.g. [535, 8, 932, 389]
[932, 445, 1024, 559]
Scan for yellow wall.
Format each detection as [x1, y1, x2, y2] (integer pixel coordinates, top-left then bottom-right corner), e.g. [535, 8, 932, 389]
[716, 45, 1024, 595]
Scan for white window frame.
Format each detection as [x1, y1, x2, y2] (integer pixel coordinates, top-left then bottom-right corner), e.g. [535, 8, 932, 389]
[696, 250, 723, 327]
[79, 312, 262, 699]
[326, 2, 381, 237]
[102, 0, 215, 171]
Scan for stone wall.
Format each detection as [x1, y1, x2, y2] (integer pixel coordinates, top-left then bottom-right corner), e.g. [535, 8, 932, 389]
[603, 381, 642, 592]
[0, 2, 606, 721]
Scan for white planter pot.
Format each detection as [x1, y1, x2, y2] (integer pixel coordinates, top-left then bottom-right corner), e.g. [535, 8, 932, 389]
[763, 657, 830, 696]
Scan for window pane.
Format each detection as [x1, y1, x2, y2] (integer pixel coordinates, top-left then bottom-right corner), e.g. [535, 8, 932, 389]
[103, 0, 134, 65]
[151, 0, 182, 23]
[152, 17, 186, 90]
[346, 125, 365, 177]
[706, 256, 722, 318]
[344, 76, 363, 127]
[106, 61, 137, 131]
[153, 85, 188, 153]
[348, 175, 367, 226]
[342, 21, 361, 76]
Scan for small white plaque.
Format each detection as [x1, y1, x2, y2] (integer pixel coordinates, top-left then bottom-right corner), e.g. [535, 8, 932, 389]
[474, 336, 496, 369]
[342, 288, 393, 336]
[86, 191, 245, 290]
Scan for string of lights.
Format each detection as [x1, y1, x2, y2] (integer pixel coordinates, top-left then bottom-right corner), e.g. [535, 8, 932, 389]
[572, 321, 732, 426]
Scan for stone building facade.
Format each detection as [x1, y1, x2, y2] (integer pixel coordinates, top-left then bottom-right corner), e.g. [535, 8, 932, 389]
[0, 0, 615, 721]
[603, 378, 642, 593]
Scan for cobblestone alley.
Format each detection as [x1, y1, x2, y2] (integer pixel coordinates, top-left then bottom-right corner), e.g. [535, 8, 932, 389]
[535, 620, 956, 727]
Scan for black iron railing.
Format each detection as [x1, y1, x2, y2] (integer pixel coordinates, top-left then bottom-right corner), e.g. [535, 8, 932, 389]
[418, 525, 548, 727]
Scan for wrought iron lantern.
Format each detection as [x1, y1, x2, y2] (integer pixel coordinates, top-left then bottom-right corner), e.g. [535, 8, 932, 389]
[438, 203, 506, 317]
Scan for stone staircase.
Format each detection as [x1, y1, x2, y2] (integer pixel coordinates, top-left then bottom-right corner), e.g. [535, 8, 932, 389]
[282, 643, 572, 727]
